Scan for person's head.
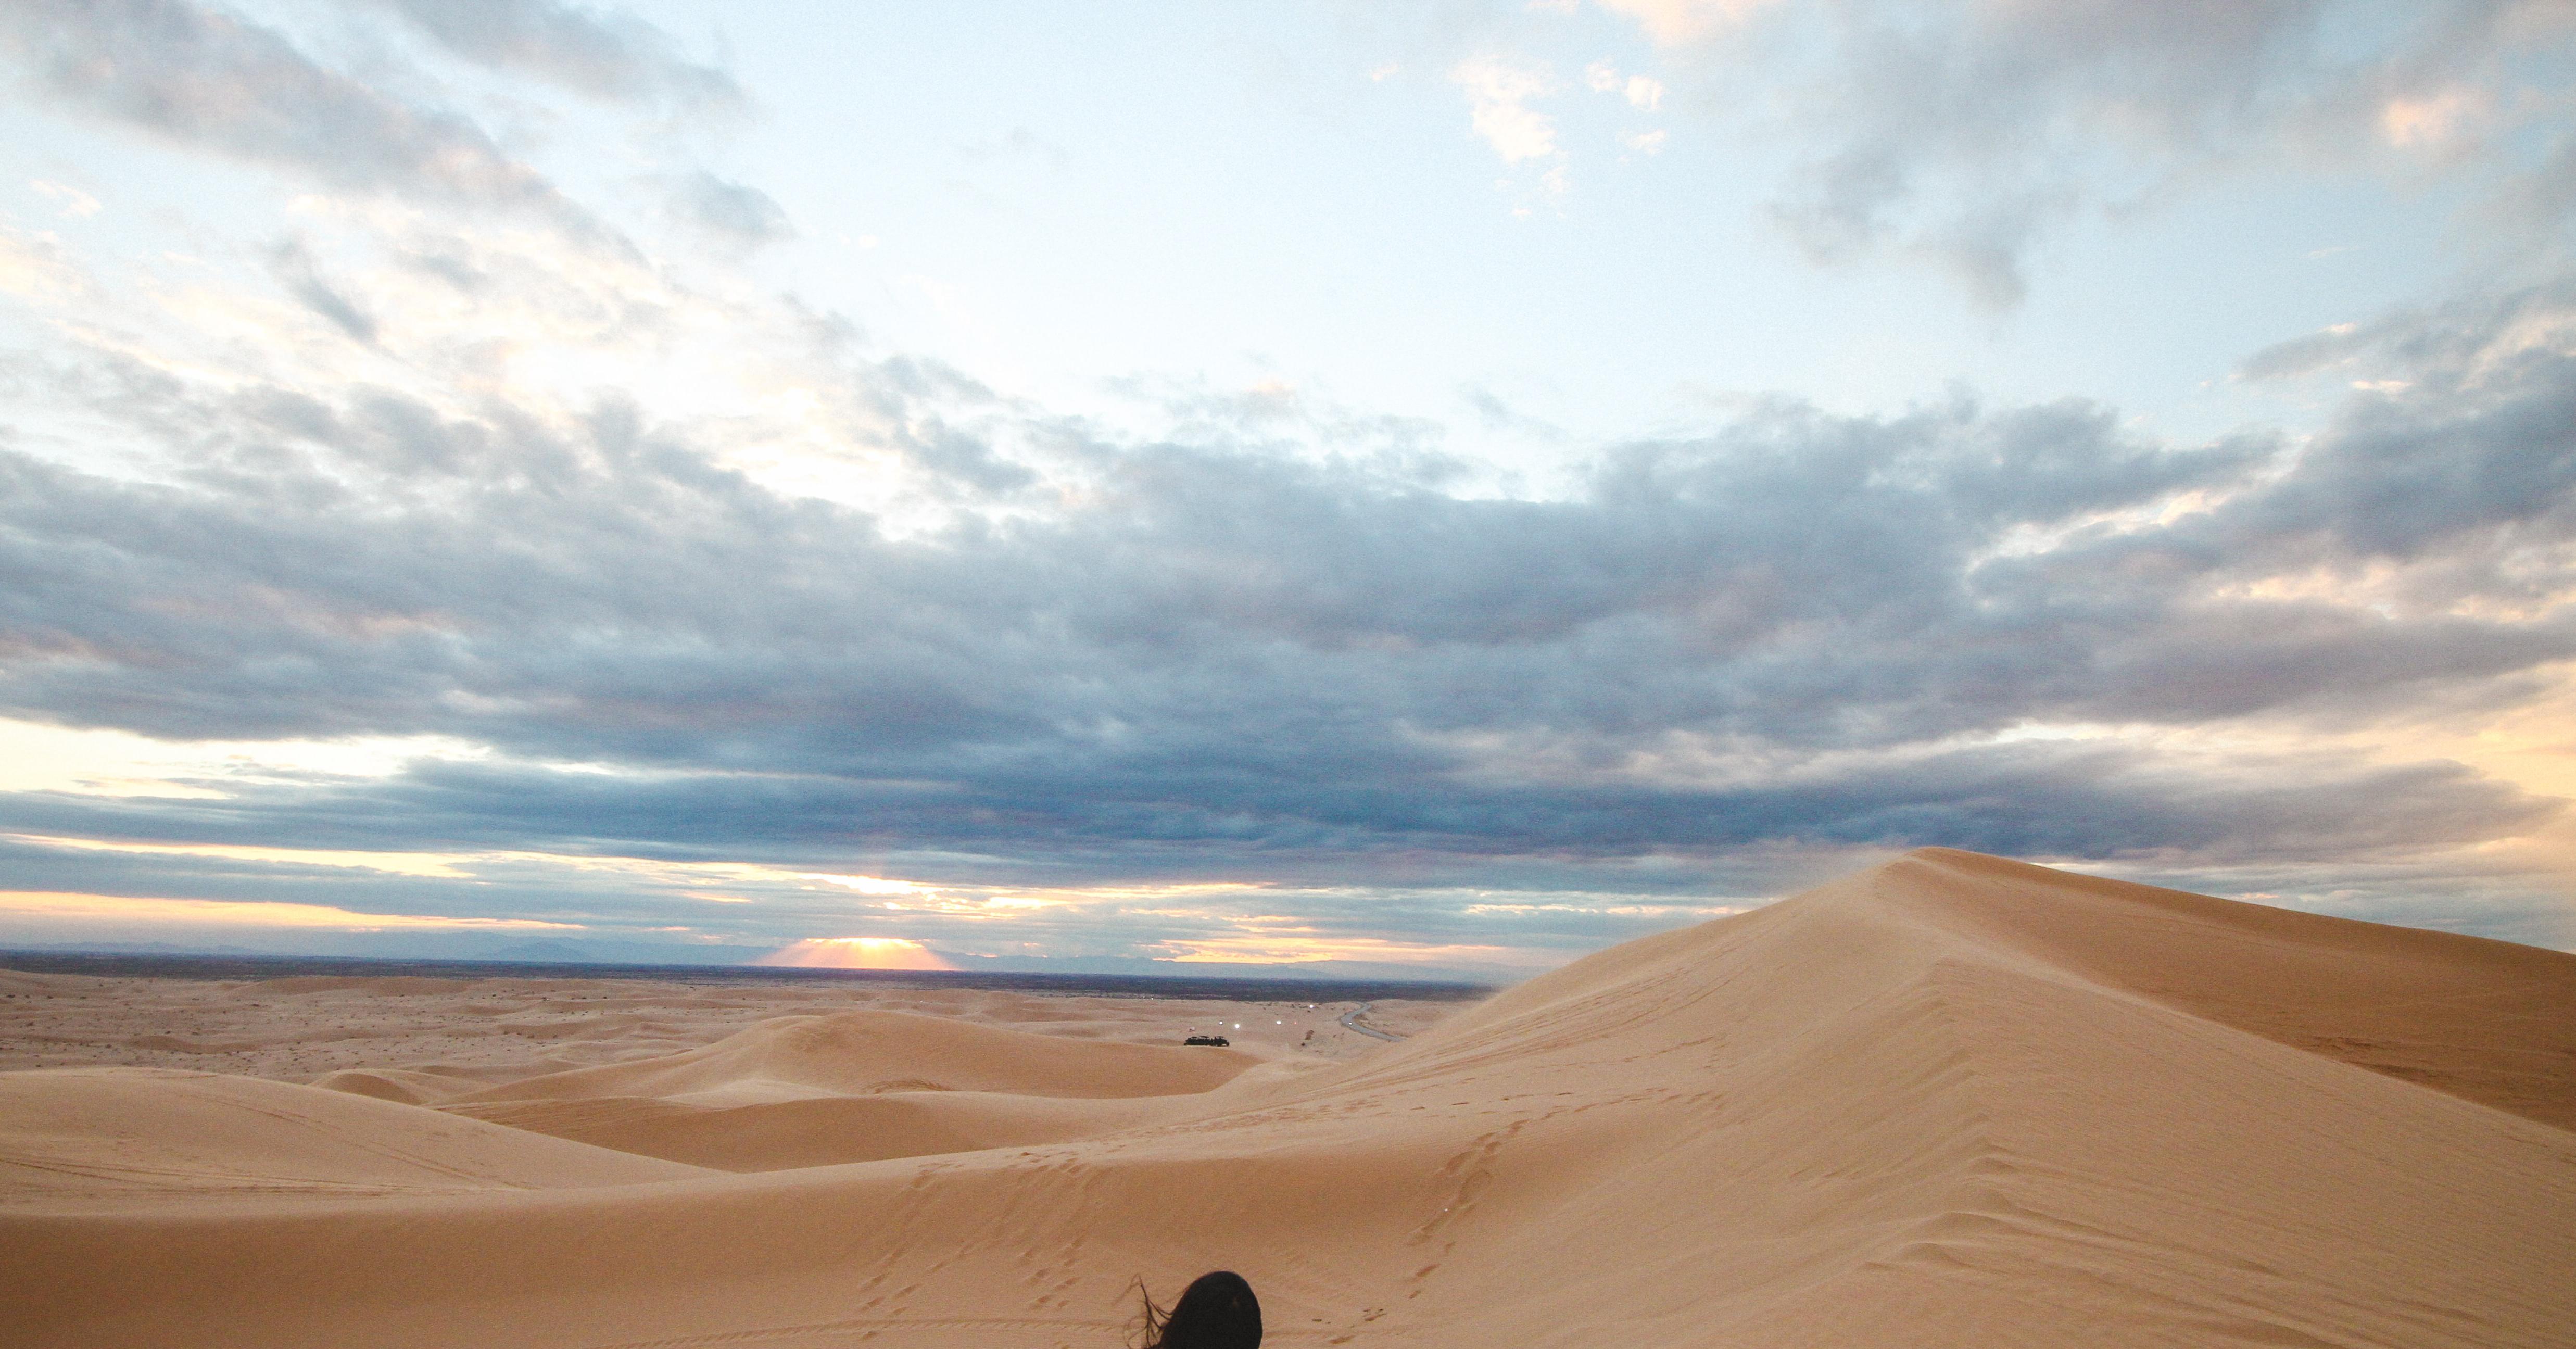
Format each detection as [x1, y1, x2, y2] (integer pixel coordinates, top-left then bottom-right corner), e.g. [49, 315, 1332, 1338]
[1137, 1270, 1260, 1349]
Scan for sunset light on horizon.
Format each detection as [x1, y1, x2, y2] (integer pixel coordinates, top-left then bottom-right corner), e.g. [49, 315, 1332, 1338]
[753, 937, 961, 972]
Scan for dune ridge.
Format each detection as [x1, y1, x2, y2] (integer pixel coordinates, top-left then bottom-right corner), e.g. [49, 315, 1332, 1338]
[2, 848, 2570, 1348]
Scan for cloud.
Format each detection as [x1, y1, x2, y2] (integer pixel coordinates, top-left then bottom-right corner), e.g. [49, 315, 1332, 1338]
[2215, 280, 2576, 587]
[0, 0, 604, 237]
[0, 889, 578, 930]
[1453, 55, 1562, 163]
[3, 8, 2573, 960]
[368, 0, 743, 113]
[3, 260, 2571, 951]
[1598, 1, 2576, 305]
[30, 179, 99, 217]
[2237, 277, 2576, 384]
[956, 126, 1072, 170]
[665, 171, 793, 248]
[264, 238, 378, 343]
[1584, 60, 1663, 110]
[0, 223, 89, 300]
[2379, 85, 2493, 150]
[2483, 129, 2576, 242]
[1754, 0, 2332, 305]
[1595, 0, 1778, 47]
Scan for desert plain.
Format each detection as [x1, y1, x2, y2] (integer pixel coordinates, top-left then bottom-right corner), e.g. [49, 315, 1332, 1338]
[3, 848, 2573, 1347]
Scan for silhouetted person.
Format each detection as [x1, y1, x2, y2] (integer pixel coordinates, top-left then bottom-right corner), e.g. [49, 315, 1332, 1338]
[1135, 1270, 1260, 1348]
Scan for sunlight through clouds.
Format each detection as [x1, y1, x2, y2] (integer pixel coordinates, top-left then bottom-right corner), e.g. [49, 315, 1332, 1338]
[0, 890, 578, 930]
[0, 721, 490, 798]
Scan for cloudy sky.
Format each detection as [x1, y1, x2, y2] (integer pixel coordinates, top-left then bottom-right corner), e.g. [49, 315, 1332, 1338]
[2, 0, 2573, 977]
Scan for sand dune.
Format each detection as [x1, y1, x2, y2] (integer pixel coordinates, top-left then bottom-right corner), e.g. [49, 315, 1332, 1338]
[306, 1066, 492, 1106]
[435, 1011, 1265, 1169]
[0, 969, 1396, 1080]
[0, 1068, 704, 1208]
[446, 1090, 1186, 1172]
[1859, 851, 2576, 1129]
[449, 1008, 1264, 1106]
[3, 849, 2571, 1348]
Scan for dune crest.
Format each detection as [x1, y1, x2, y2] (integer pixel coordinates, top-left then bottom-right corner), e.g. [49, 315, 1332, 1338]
[1872, 849, 2576, 1127]
[3, 849, 2571, 1348]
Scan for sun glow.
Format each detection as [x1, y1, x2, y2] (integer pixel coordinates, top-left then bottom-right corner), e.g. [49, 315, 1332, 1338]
[753, 937, 958, 970]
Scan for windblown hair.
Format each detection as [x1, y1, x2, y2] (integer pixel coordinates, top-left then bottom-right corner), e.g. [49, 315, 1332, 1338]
[1133, 1270, 1261, 1349]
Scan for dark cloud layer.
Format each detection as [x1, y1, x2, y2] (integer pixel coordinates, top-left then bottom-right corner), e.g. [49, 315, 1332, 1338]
[2, 275, 2569, 926]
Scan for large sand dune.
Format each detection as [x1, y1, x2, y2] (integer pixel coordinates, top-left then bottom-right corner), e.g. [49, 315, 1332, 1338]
[3, 849, 2570, 1347]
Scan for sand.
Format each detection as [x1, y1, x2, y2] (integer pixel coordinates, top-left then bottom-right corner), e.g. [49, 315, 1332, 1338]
[2, 848, 2570, 1347]
[0, 972, 1434, 1081]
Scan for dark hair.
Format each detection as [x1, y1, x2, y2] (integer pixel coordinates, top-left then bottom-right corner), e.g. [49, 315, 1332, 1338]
[1135, 1270, 1261, 1349]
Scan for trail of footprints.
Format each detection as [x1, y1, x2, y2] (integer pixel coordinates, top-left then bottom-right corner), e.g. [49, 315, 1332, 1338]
[599, 1057, 1747, 1346]
[1400, 1116, 1526, 1302]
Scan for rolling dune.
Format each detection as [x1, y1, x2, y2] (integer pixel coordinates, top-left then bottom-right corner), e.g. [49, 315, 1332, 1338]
[2, 849, 2570, 1348]
[437, 1012, 1264, 1170]
[449, 1008, 1264, 1106]
[445, 1090, 1188, 1173]
[0, 1068, 705, 1207]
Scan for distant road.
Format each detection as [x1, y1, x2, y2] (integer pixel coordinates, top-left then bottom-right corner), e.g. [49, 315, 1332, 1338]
[1340, 1001, 1403, 1042]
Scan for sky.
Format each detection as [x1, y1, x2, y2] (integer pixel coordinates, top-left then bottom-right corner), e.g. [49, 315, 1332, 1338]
[2, 0, 2574, 979]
